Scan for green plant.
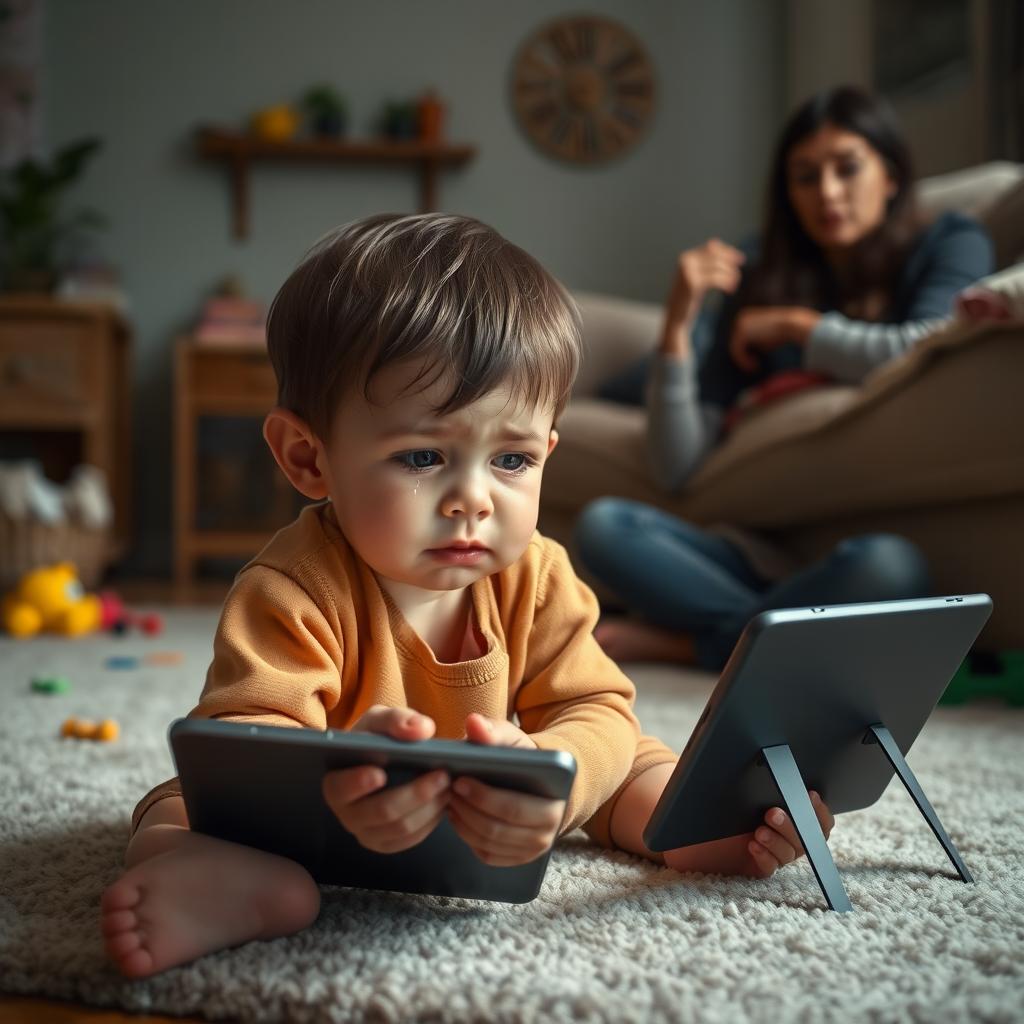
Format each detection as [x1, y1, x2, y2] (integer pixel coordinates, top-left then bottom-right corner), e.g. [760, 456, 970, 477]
[301, 84, 347, 119]
[0, 137, 106, 291]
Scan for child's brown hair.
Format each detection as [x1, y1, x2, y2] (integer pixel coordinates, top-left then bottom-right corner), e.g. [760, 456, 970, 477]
[266, 213, 583, 439]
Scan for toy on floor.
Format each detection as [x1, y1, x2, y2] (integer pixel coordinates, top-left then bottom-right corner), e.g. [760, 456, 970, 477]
[60, 716, 119, 741]
[145, 651, 184, 666]
[105, 656, 140, 670]
[2, 563, 101, 638]
[98, 591, 164, 637]
[31, 676, 71, 694]
[941, 650, 1024, 706]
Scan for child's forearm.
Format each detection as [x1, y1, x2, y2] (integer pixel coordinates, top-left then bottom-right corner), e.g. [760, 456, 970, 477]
[608, 762, 675, 863]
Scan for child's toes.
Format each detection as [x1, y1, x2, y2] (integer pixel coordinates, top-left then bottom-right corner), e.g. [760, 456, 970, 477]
[101, 908, 137, 937]
[117, 947, 156, 979]
[101, 879, 140, 914]
[105, 928, 143, 958]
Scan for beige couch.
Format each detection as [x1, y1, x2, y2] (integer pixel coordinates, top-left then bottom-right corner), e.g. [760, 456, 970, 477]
[540, 163, 1024, 649]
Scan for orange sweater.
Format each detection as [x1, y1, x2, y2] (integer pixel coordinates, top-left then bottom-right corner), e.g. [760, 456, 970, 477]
[135, 504, 675, 842]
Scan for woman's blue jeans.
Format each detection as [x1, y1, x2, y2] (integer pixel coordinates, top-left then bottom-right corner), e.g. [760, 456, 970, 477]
[573, 497, 932, 671]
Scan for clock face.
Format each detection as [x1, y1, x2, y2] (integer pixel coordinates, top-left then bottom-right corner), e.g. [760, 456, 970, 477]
[511, 15, 656, 165]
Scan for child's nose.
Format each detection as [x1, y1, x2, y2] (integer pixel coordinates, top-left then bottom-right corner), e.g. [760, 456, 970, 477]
[440, 476, 493, 520]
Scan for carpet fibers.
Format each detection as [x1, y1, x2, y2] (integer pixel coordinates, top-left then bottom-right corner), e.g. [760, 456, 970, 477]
[1, 609, 1022, 1023]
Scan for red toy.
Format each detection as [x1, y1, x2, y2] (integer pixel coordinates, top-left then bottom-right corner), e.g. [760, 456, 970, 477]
[98, 590, 164, 637]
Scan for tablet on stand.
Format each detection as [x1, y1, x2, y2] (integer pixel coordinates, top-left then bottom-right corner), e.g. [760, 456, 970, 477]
[643, 595, 992, 912]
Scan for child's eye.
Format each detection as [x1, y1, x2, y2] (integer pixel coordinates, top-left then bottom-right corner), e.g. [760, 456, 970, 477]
[394, 450, 441, 472]
[493, 453, 532, 474]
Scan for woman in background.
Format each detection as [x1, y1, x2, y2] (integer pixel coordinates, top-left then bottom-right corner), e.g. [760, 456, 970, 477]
[575, 85, 993, 670]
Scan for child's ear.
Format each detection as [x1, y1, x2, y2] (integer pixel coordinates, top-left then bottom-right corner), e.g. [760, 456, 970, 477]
[263, 407, 330, 500]
[547, 429, 559, 457]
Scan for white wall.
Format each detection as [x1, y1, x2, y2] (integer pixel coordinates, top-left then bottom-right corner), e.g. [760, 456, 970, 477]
[41, 0, 786, 574]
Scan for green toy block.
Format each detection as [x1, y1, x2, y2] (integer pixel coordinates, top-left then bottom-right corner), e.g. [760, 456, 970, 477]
[941, 650, 1024, 706]
[30, 676, 71, 695]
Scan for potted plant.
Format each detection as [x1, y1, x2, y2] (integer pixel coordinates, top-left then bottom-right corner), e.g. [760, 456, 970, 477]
[0, 137, 106, 293]
[302, 84, 348, 139]
[379, 99, 419, 140]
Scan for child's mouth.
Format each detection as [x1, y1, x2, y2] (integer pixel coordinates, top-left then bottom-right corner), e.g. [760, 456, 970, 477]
[428, 547, 488, 564]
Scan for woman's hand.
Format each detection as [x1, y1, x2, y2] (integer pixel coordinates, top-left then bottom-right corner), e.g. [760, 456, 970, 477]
[661, 239, 745, 357]
[321, 705, 450, 854]
[729, 306, 821, 372]
[447, 713, 566, 867]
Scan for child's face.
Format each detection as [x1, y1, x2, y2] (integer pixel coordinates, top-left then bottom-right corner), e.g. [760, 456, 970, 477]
[319, 359, 559, 596]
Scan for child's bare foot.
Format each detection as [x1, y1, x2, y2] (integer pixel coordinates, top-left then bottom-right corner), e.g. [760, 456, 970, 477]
[594, 618, 696, 665]
[101, 830, 320, 977]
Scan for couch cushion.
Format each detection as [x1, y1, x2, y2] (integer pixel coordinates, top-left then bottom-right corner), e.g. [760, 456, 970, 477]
[571, 291, 662, 399]
[543, 321, 1024, 530]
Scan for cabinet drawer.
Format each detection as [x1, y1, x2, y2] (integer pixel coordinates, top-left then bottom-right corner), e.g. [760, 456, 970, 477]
[187, 349, 278, 403]
[0, 321, 99, 420]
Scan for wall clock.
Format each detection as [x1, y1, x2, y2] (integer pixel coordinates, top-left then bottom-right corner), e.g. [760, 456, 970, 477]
[510, 15, 656, 165]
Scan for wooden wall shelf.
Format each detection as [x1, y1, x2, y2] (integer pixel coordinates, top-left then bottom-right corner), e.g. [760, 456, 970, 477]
[196, 126, 477, 239]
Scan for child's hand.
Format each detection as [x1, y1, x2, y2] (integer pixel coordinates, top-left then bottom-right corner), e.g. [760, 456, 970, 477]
[663, 790, 835, 878]
[446, 713, 566, 867]
[321, 705, 450, 854]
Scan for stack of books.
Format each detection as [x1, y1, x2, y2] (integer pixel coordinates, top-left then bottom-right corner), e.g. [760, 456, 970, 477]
[194, 296, 267, 346]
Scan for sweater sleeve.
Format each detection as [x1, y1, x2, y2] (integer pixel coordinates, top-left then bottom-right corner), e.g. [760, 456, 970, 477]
[514, 541, 641, 834]
[192, 564, 344, 730]
[805, 216, 995, 384]
[645, 352, 725, 493]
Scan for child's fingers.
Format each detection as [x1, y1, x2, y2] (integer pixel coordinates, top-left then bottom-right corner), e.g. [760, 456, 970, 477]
[360, 791, 450, 853]
[463, 713, 535, 749]
[345, 769, 450, 831]
[762, 792, 834, 857]
[448, 794, 555, 859]
[452, 776, 565, 832]
[810, 791, 835, 838]
[352, 705, 436, 741]
[746, 839, 780, 878]
[448, 804, 550, 866]
[753, 824, 797, 867]
[322, 765, 387, 809]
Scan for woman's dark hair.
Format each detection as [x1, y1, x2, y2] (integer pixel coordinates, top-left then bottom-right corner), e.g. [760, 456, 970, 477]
[742, 85, 922, 315]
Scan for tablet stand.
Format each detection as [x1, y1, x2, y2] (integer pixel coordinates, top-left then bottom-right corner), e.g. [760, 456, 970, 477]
[759, 723, 972, 913]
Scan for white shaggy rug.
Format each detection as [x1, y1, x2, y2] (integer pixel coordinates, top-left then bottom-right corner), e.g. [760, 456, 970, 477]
[1, 608, 1022, 1023]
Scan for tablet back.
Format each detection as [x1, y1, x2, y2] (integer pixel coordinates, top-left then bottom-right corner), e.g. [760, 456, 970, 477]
[171, 720, 576, 904]
[644, 595, 992, 851]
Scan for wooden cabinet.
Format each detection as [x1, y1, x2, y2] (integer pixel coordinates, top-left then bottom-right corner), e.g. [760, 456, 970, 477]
[174, 336, 300, 588]
[0, 296, 132, 553]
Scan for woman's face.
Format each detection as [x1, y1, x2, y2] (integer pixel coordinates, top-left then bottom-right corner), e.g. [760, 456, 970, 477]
[786, 123, 897, 252]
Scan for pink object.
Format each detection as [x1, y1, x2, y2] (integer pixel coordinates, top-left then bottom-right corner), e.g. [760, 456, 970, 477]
[955, 287, 1013, 322]
[140, 612, 164, 637]
[99, 590, 126, 630]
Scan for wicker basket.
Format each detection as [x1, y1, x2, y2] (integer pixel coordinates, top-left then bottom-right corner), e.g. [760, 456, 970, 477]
[0, 511, 115, 592]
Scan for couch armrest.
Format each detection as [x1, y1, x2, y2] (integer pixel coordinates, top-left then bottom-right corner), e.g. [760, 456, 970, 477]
[681, 322, 1024, 527]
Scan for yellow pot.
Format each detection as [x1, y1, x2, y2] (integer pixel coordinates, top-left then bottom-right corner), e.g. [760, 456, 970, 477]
[250, 104, 301, 142]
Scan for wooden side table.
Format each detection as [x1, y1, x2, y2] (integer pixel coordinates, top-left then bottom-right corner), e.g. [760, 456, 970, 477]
[0, 295, 132, 554]
[173, 336, 297, 588]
